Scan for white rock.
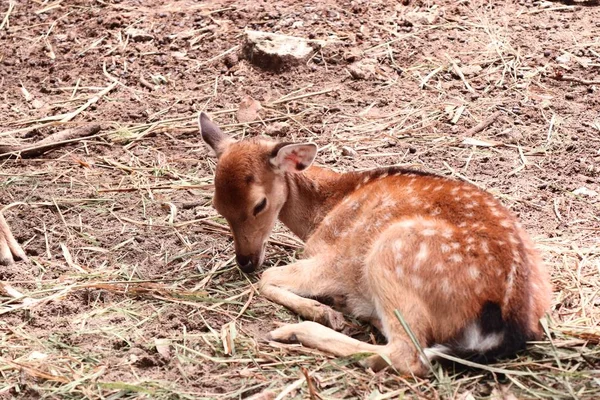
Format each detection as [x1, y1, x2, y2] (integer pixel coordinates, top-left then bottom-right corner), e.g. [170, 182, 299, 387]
[572, 187, 598, 197]
[242, 30, 322, 71]
[556, 53, 571, 65]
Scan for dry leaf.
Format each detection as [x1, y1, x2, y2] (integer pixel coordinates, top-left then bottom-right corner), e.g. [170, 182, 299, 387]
[221, 321, 237, 356]
[155, 338, 171, 359]
[451, 105, 466, 124]
[60, 243, 88, 273]
[237, 96, 262, 123]
[20, 83, 33, 102]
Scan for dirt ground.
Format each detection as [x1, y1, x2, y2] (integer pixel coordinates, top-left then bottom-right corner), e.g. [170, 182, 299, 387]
[1, 0, 599, 399]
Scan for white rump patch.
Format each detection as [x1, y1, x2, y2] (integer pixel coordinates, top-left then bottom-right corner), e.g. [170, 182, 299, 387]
[460, 322, 504, 352]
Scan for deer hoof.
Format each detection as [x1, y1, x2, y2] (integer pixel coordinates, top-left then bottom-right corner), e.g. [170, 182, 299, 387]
[320, 307, 346, 331]
[265, 325, 299, 343]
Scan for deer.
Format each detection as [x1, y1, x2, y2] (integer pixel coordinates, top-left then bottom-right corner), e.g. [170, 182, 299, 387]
[198, 112, 552, 376]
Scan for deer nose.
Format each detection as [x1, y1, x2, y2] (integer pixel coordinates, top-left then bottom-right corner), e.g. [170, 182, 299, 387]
[236, 254, 255, 273]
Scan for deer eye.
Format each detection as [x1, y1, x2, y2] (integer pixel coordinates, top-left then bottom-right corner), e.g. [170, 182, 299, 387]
[253, 198, 267, 216]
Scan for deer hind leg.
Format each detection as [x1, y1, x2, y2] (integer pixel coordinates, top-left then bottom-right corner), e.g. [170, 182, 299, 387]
[0, 214, 27, 266]
[266, 317, 427, 376]
[259, 258, 347, 330]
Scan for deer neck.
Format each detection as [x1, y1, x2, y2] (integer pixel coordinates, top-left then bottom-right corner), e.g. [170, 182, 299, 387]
[278, 166, 360, 241]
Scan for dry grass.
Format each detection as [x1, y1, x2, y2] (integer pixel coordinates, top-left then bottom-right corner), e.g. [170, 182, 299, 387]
[1, 0, 600, 399]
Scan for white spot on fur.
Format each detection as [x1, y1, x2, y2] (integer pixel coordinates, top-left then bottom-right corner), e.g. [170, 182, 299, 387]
[465, 212, 475, 218]
[457, 221, 467, 228]
[414, 243, 429, 268]
[421, 228, 437, 236]
[411, 276, 424, 289]
[362, 175, 371, 184]
[449, 253, 463, 263]
[440, 243, 451, 253]
[442, 229, 453, 239]
[481, 240, 489, 254]
[451, 187, 460, 195]
[490, 208, 503, 217]
[460, 323, 504, 352]
[500, 219, 512, 228]
[396, 266, 404, 278]
[434, 263, 445, 273]
[433, 185, 443, 191]
[450, 242, 460, 250]
[392, 239, 404, 253]
[441, 278, 453, 295]
[466, 236, 475, 244]
[423, 184, 431, 191]
[468, 266, 480, 279]
[503, 263, 519, 307]
[380, 172, 389, 179]
[398, 219, 416, 229]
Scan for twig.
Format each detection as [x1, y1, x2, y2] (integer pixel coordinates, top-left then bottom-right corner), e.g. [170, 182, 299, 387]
[552, 74, 600, 85]
[0, 124, 101, 158]
[60, 81, 118, 122]
[464, 111, 502, 136]
[0, 1, 15, 30]
[268, 87, 337, 106]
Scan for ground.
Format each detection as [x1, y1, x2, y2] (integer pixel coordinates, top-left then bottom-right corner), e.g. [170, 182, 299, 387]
[1, 0, 599, 398]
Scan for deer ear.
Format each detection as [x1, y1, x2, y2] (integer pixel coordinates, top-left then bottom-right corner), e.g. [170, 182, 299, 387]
[270, 143, 318, 173]
[198, 112, 233, 158]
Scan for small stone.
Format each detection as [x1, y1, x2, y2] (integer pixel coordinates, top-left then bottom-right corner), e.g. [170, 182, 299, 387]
[125, 28, 154, 42]
[31, 99, 45, 109]
[264, 122, 290, 137]
[556, 53, 571, 65]
[459, 64, 482, 77]
[565, 93, 575, 100]
[404, 7, 440, 25]
[348, 58, 378, 80]
[224, 52, 239, 68]
[341, 146, 358, 157]
[543, 49, 551, 57]
[572, 187, 598, 197]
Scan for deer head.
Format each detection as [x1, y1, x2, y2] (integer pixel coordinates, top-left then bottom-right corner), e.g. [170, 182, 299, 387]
[199, 112, 317, 273]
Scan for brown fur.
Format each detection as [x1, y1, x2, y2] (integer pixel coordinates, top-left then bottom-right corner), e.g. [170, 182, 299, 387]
[200, 114, 552, 376]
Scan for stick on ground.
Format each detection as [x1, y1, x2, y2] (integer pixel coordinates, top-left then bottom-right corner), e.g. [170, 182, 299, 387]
[0, 124, 101, 158]
[465, 111, 502, 136]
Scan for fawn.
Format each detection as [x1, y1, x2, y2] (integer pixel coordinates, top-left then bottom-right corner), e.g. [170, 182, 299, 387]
[199, 112, 552, 376]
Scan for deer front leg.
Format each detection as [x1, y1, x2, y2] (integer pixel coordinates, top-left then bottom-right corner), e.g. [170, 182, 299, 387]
[259, 258, 347, 331]
[0, 214, 28, 266]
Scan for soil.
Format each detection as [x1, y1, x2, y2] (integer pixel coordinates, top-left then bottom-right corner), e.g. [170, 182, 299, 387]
[1, 0, 599, 398]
